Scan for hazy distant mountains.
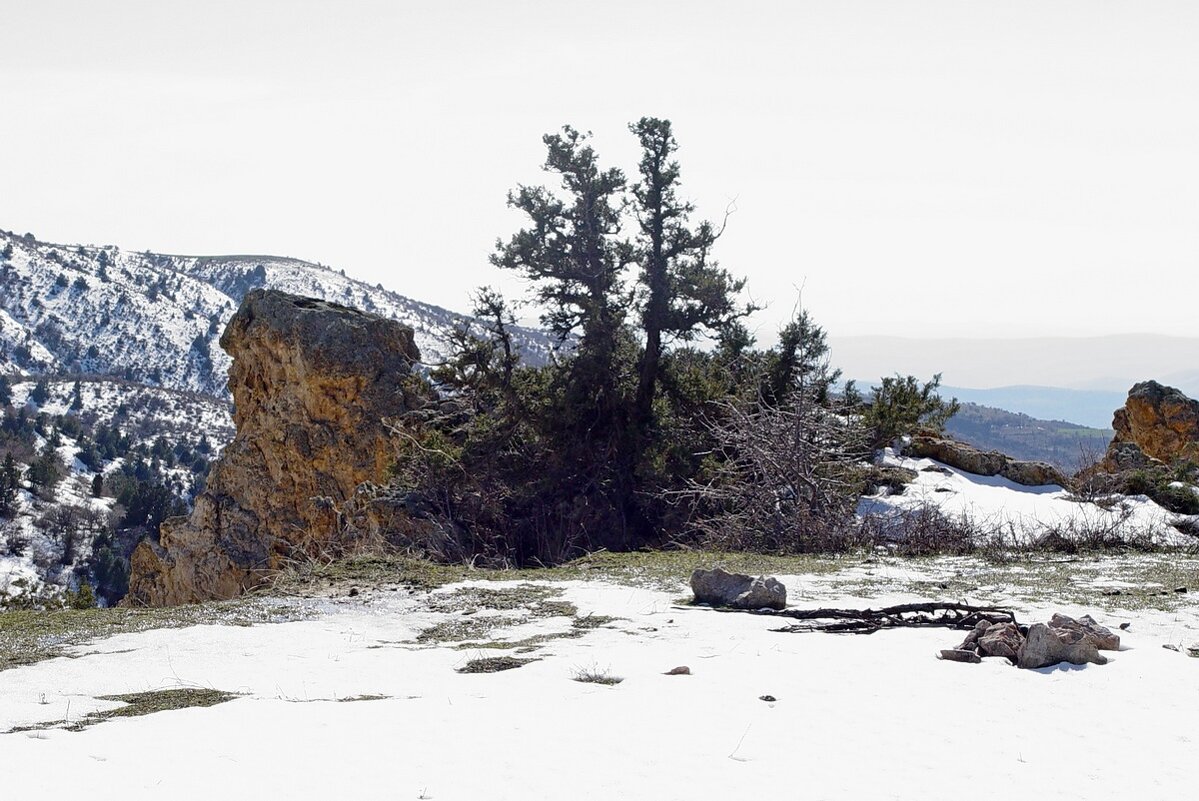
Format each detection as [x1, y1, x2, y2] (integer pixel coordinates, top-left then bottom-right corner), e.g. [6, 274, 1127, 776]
[835, 334, 1198, 429]
[833, 334, 1199, 393]
[0, 229, 557, 396]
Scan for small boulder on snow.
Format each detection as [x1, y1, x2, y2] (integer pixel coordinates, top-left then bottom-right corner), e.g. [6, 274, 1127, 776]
[978, 622, 1024, 661]
[1017, 622, 1108, 669]
[1049, 613, 1121, 652]
[690, 568, 786, 610]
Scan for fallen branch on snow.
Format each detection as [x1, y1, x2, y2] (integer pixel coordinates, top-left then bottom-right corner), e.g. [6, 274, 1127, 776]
[678, 601, 1020, 635]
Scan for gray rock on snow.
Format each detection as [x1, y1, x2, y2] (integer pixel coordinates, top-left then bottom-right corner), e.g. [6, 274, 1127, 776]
[978, 622, 1024, 661]
[1049, 613, 1120, 652]
[690, 568, 787, 610]
[1017, 622, 1108, 669]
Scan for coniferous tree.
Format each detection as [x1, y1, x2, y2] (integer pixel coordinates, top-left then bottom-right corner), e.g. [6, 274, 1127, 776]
[0, 374, 11, 407]
[0, 453, 19, 516]
[30, 379, 50, 406]
[628, 117, 753, 435]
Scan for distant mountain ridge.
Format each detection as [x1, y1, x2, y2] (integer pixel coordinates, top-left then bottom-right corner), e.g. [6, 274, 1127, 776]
[944, 402, 1112, 472]
[0, 229, 557, 396]
[938, 385, 1125, 430]
[833, 334, 1199, 399]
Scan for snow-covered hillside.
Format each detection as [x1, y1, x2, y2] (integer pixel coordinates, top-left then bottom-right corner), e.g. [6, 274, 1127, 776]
[0, 229, 557, 396]
[1, 377, 232, 606]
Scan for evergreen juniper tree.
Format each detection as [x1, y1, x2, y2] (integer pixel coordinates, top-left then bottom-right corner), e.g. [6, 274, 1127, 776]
[629, 117, 753, 435]
[0, 453, 19, 516]
[30, 379, 50, 406]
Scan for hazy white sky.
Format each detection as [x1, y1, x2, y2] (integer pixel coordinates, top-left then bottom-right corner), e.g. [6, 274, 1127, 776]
[1, 0, 1196, 340]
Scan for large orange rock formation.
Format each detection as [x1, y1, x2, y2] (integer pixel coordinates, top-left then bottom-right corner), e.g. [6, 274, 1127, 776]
[125, 290, 420, 606]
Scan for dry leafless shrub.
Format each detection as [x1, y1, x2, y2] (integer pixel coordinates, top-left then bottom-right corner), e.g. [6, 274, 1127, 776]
[675, 387, 871, 554]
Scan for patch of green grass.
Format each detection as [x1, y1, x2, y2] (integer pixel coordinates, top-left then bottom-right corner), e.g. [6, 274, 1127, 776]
[415, 616, 521, 644]
[66, 688, 239, 732]
[414, 584, 592, 645]
[425, 584, 563, 614]
[0, 599, 310, 673]
[271, 550, 852, 598]
[456, 656, 538, 674]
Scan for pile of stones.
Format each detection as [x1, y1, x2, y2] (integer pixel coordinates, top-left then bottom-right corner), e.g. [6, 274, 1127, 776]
[939, 613, 1120, 669]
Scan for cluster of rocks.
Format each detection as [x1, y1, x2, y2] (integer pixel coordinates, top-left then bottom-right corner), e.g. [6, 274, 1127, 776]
[940, 613, 1120, 669]
[690, 567, 787, 610]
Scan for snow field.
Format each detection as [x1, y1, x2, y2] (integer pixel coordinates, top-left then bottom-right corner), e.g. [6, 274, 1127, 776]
[2, 570, 1197, 801]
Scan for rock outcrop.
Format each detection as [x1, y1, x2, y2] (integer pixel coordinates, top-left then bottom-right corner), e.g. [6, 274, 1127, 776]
[1100, 381, 1199, 471]
[907, 435, 1069, 488]
[690, 568, 787, 610]
[125, 290, 421, 606]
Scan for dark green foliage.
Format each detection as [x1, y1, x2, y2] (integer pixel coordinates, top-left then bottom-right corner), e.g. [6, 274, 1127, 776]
[0, 375, 11, 407]
[1117, 467, 1199, 515]
[25, 445, 64, 493]
[0, 453, 19, 516]
[69, 380, 83, 411]
[112, 477, 186, 529]
[864, 373, 960, 449]
[67, 581, 96, 610]
[627, 117, 754, 437]
[91, 473, 105, 498]
[89, 529, 130, 603]
[761, 310, 840, 404]
[29, 379, 50, 406]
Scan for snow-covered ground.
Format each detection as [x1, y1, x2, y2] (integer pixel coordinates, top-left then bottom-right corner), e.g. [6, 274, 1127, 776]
[1, 559, 1197, 800]
[861, 448, 1196, 546]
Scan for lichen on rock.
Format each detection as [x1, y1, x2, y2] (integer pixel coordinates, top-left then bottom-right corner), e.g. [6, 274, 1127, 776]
[125, 290, 421, 606]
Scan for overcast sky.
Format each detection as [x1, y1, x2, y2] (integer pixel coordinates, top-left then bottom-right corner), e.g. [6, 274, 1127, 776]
[1, 0, 1196, 342]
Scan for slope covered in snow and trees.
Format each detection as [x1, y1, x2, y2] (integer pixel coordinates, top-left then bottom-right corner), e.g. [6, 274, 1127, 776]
[0, 228, 556, 396]
[0, 226, 561, 606]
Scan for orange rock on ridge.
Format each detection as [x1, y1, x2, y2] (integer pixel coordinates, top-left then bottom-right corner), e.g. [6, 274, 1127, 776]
[1102, 381, 1199, 471]
[124, 290, 421, 606]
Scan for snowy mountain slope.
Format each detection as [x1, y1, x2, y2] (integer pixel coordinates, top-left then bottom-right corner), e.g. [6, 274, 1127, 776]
[1, 377, 232, 605]
[0, 229, 557, 396]
[6, 377, 233, 446]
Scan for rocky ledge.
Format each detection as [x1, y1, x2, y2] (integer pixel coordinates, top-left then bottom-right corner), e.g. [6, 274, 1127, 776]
[124, 290, 421, 606]
[906, 434, 1069, 488]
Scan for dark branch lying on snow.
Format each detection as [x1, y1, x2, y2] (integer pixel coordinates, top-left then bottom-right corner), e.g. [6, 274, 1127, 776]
[680, 602, 1019, 635]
